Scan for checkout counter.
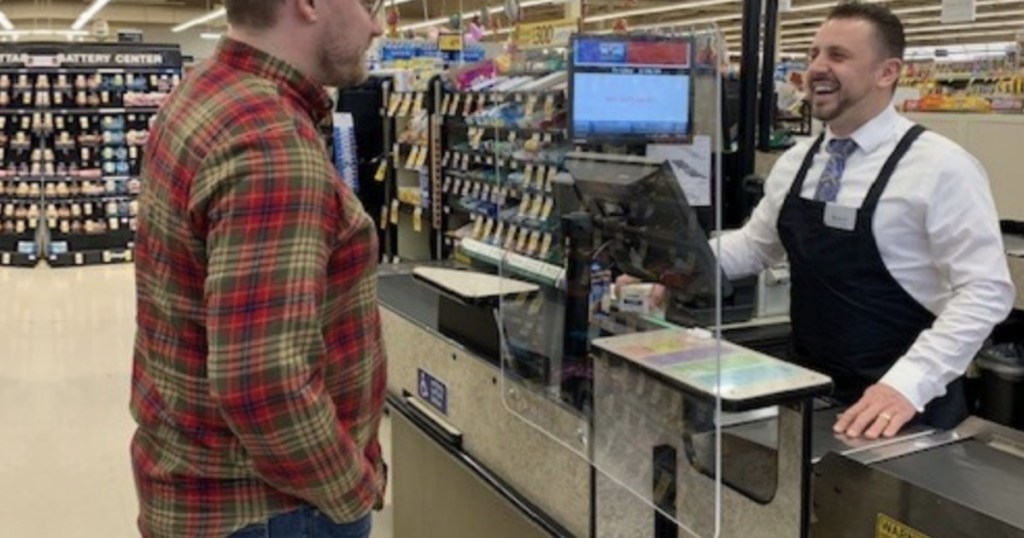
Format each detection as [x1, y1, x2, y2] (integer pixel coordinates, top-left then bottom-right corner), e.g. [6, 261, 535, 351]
[377, 157, 1024, 538]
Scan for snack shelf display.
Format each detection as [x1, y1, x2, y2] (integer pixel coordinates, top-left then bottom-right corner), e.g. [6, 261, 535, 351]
[438, 71, 570, 275]
[0, 42, 182, 267]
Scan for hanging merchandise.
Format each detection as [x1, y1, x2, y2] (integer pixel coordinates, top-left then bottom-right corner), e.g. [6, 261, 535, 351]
[387, 7, 401, 38]
[449, 13, 463, 31]
[504, 0, 522, 23]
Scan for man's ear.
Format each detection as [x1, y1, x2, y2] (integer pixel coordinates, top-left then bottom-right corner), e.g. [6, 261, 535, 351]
[293, 0, 319, 23]
[879, 57, 902, 90]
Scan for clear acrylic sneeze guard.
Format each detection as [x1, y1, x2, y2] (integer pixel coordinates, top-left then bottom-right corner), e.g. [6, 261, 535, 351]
[493, 26, 730, 536]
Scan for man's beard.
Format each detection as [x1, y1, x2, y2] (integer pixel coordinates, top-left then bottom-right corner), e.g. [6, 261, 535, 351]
[319, 46, 372, 87]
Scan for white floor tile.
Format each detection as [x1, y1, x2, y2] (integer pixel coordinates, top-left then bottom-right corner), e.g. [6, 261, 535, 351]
[0, 265, 393, 538]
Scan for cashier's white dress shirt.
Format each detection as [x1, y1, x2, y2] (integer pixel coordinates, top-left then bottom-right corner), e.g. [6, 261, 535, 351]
[716, 105, 1016, 411]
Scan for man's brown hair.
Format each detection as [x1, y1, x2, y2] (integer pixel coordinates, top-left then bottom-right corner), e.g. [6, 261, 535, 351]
[224, 0, 287, 30]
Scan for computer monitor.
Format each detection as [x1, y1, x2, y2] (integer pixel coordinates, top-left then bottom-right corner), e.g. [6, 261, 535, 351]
[564, 154, 730, 314]
[569, 34, 694, 145]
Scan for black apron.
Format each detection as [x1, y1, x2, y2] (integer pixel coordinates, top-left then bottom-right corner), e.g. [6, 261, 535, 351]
[778, 125, 967, 429]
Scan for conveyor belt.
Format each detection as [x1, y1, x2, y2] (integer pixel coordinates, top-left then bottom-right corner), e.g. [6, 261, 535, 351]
[378, 273, 439, 332]
[874, 439, 1024, 530]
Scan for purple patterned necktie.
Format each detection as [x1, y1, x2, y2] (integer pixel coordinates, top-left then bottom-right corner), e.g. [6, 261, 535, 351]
[814, 138, 858, 202]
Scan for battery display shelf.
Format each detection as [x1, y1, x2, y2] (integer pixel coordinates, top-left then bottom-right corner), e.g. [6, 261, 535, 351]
[438, 70, 569, 282]
[378, 68, 441, 262]
[0, 42, 182, 268]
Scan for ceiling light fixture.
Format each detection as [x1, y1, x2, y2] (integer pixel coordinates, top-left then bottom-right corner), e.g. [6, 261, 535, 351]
[0, 11, 13, 31]
[71, 0, 115, 31]
[401, 0, 564, 31]
[172, 7, 226, 33]
[585, 0, 738, 24]
[200, 33, 223, 40]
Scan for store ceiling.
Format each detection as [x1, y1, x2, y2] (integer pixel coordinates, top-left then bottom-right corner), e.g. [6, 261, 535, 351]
[1, 0, 1021, 52]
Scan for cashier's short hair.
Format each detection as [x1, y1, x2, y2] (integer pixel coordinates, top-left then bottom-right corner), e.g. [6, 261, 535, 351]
[827, 1, 906, 61]
[225, 0, 286, 30]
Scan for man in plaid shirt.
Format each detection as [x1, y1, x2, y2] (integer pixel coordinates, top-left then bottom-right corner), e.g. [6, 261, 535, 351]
[131, 1, 386, 536]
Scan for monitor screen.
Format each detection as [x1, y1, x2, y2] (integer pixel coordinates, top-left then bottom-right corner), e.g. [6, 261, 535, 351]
[570, 34, 694, 145]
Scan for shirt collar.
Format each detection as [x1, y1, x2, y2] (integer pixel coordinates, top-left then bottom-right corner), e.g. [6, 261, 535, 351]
[215, 37, 333, 123]
[825, 105, 899, 156]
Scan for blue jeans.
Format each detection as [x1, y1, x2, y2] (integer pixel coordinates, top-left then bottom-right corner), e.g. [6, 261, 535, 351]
[228, 507, 372, 538]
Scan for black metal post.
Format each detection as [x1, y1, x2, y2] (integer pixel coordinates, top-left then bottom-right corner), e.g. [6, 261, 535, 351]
[758, 0, 780, 151]
[737, 0, 763, 180]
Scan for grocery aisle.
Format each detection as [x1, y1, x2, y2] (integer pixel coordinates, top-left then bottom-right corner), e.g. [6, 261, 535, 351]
[0, 265, 392, 537]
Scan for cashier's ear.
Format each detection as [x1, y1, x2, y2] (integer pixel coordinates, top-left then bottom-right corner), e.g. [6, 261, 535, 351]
[876, 57, 902, 93]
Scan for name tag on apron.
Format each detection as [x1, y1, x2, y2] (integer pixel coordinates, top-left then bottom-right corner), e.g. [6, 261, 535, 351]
[824, 203, 857, 231]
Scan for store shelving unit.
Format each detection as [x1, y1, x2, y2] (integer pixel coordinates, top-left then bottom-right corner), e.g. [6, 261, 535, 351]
[380, 80, 440, 262]
[437, 72, 570, 285]
[0, 42, 182, 268]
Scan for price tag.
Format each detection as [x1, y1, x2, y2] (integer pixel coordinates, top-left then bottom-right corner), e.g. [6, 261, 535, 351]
[516, 228, 530, 252]
[380, 205, 389, 229]
[413, 207, 423, 232]
[405, 147, 419, 170]
[514, 18, 577, 51]
[529, 195, 544, 220]
[540, 197, 554, 220]
[539, 233, 553, 258]
[524, 165, 536, 189]
[398, 93, 414, 117]
[505, 226, 519, 249]
[525, 95, 539, 116]
[461, 154, 470, 171]
[413, 92, 425, 116]
[390, 200, 400, 224]
[543, 132, 553, 144]
[527, 231, 542, 256]
[387, 94, 402, 117]
[543, 95, 556, 116]
[442, 151, 452, 168]
[374, 161, 388, 182]
[519, 194, 533, 216]
[443, 176, 453, 192]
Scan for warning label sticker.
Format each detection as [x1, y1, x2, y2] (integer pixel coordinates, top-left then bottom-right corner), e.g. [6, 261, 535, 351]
[877, 514, 931, 538]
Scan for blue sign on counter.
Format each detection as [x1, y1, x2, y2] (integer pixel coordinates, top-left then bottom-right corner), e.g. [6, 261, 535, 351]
[417, 369, 448, 415]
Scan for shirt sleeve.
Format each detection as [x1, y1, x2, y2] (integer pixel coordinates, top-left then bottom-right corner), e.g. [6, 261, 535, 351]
[880, 151, 1016, 411]
[192, 128, 379, 519]
[713, 148, 799, 279]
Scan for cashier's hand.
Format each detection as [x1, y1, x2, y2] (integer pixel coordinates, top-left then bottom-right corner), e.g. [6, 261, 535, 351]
[833, 383, 916, 440]
[614, 275, 667, 310]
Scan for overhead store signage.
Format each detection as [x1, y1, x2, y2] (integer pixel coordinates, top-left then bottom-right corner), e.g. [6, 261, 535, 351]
[0, 45, 182, 68]
[941, 0, 976, 24]
[438, 32, 464, 53]
[515, 18, 578, 50]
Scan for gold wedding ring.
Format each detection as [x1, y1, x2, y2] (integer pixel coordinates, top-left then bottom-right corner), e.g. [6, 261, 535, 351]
[878, 413, 893, 422]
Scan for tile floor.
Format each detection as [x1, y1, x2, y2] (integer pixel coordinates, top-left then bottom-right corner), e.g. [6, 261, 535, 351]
[0, 264, 393, 537]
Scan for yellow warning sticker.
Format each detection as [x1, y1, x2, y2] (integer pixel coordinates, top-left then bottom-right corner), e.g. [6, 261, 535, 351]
[877, 514, 930, 538]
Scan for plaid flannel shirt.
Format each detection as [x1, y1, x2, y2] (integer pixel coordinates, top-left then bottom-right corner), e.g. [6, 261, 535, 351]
[131, 38, 386, 537]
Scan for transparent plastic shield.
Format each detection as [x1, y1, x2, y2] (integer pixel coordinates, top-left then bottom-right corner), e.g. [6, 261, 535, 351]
[493, 26, 730, 536]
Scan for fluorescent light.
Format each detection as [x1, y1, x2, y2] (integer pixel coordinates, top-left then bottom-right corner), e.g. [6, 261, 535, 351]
[586, 0, 737, 24]
[200, 33, 223, 40]
[172, 7, 226, 33]
[906, 19, 1024, 33]
[72, 0, 114, 31]
[0, 11, 13, 31]
[626, 12, 744, 32]
[400, 0, 563, 31]
[1, 29, 89, 36]
[781, 0, 1024, 26]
